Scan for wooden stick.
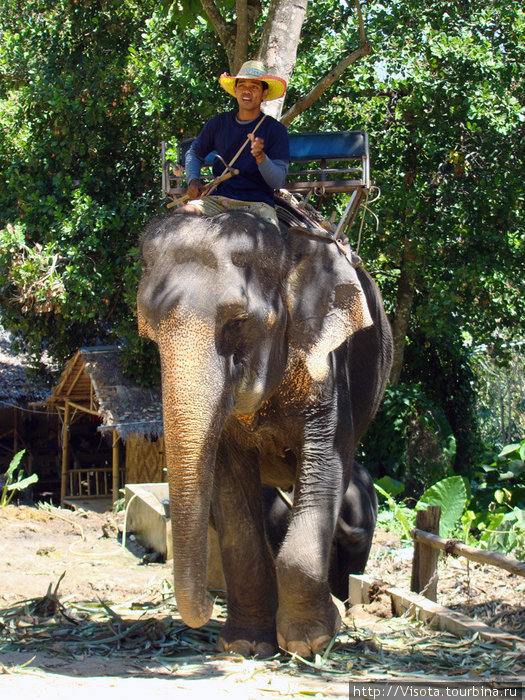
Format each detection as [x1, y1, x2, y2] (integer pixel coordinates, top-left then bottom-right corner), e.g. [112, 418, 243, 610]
[60, 400, 70, 507]
[411, 506, 441, 601]
[112, 430, 120, 505]
[167, 168, 239, 208]
[412, 528, 525, 578]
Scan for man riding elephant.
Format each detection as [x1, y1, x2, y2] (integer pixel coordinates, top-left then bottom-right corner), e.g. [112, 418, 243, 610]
[177, 60, 290, 228]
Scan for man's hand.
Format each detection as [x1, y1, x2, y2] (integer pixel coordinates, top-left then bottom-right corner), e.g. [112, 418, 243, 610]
[248, 133, 266, 164]
[187, 179, 205, 200]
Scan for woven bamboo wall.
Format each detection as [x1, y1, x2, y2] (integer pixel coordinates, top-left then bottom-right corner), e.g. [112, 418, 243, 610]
[125, 434, 165, 484]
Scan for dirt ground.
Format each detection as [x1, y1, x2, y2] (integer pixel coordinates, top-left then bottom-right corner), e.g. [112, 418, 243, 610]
[1, 503, 524, 698]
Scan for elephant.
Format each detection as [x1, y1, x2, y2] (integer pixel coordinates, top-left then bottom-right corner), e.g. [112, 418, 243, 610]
[137, 210, 393, 658]
[262, 461, 378, 603]
[205, 461, 378, 601]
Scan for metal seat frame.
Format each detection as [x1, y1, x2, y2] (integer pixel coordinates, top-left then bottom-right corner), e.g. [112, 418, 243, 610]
[161, 129, 371, 238]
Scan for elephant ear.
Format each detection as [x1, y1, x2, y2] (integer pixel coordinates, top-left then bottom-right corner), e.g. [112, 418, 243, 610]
[285, 234, 373, 382]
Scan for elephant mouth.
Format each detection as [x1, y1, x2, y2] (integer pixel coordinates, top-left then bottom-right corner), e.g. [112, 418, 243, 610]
[232, 378, 266, 415]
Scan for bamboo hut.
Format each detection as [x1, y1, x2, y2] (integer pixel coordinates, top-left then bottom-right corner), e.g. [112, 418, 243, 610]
[46, 346, 164, 508]
[0, 326, 51, 482]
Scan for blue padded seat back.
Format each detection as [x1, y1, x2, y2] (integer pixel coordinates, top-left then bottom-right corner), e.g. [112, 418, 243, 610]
[288, 131, 365, 162]
[177, 131, 365, 165]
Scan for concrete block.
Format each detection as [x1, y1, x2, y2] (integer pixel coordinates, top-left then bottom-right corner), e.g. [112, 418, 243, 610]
[125, 483, 172, 560]
[125, 482, 226, 591]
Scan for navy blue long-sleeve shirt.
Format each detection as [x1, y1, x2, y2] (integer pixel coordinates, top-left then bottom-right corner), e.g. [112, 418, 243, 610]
[185, 111, 290, 206]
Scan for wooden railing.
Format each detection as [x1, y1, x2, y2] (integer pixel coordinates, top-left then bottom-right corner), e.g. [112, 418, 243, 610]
[411, 506, 525, 603]
[65, 467, 125, 500]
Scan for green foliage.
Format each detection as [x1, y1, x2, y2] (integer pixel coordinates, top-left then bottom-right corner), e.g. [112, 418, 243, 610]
[0, 0, 227, 374]
[335, 2, 524, 468]
[0, 0, 158, 364]
[375, 475, 405, 499]
[468, 439, 525, 557]
[417, 476, 469, 538]
[374, 481, 413, 540]
[472, 343, 525, 446]
[1, 450, 38, 507]
[376, 3, 524, 347]
[472, 440, 525, 509]
[375, 441, 525, 557]
[402, 327, 483, 474]
[358, 383, 456, 497]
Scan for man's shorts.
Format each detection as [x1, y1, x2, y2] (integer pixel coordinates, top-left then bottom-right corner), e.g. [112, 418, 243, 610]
[186, 195, 280, 229]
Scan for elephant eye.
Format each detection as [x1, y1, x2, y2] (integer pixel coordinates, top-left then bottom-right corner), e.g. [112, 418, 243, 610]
[225, 316, 248, 331]
[217, 315, 249, 357]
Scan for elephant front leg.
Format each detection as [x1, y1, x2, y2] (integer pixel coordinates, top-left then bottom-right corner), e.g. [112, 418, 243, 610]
[211, 444, 278, 657]
[275, 514, 342, 657]
[275, 422, 347, 656]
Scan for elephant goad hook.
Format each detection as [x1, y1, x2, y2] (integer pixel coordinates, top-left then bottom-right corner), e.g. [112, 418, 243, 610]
[167, 163, 240, 209]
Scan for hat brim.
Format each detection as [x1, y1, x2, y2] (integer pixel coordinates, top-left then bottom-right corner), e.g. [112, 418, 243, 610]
[219, 73, 287, 101]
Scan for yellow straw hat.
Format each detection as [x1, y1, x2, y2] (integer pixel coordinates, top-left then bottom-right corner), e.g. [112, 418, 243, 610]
[219, 60, 287, 101]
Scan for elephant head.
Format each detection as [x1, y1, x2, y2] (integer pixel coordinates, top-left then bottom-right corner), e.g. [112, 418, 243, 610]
[137, 212, 373, 628]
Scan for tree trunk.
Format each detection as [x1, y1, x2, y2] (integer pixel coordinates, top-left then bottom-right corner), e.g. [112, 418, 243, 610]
[390, 237, 417, 385]
[258, 0, 309, 120]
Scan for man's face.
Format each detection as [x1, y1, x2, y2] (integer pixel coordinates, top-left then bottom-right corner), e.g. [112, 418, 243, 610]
[234, 79, 268, 112]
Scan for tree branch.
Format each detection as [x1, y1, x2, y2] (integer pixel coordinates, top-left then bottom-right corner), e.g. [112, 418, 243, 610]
[353, 0, 366, 45]
[199, 0, 237, 69]
[281, 42, 371, 126]
[280, 0, 370, 125]
[246, 0, 262, 36]
[233, 0, 249, 73]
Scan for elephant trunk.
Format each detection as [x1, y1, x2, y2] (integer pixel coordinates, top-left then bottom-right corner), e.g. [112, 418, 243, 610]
[157, 313, 229, 628]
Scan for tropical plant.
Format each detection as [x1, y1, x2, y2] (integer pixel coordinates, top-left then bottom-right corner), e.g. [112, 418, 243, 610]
[375, 440, 525, 558]
[375, 474, 468, 541]
[0, 450, 38, 507]
[416, 475, 469, 538]
[468, 439, 525, 557]
[374, 480, 413, 540]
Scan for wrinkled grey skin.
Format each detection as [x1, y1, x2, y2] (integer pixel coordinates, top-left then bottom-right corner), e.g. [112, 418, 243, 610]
[137, 211, 393, 657]
[206, 462, 377, 601]
[262, 461, 378, 603]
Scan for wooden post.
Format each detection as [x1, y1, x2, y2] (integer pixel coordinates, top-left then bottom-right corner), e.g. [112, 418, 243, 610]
[60, 401, 71, 507]
[112, 430, 120, 506]
[411, 505, 441, 601]
[13, 407, 19, 455]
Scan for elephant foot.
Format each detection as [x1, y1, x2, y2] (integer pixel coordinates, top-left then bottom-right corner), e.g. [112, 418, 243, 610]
[216, 621, 278, 658]
[276, 597, 341, 658]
